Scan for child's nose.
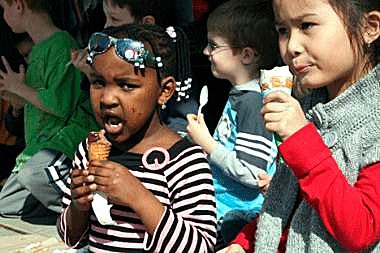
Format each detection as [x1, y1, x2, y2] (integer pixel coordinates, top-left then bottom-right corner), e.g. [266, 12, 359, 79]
[100, 86, 119, 108]
[203, 46, 210, 56]
[286, 32, 304, 58]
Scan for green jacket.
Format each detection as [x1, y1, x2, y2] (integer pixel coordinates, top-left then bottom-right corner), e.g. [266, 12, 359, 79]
[15, 31, 99, 171]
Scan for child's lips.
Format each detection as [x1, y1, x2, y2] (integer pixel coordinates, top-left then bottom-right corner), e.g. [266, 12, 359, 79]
[104, 121, 124, 135]
[103, 114, 124, 135]
[293, 63, 312, 74]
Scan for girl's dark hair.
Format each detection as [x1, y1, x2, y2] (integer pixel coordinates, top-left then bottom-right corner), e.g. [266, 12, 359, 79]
[207, 0, 281, 69]
[326, 0, 379, 65]
[101, 24, 192, 101]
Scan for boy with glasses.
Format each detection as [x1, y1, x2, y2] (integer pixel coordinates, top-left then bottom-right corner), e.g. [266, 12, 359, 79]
[186, 0, 281, 249]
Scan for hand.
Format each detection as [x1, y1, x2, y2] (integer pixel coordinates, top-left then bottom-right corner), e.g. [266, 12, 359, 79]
[261, 91, 308, 140]
[0, 91, 26, 112]
[9, 93, 26, 111]
[217, 244, 246, 253]
[258, 173, 272, 195]
[70, 49, 93, 78]
[0, 91, 26, 108]
[186, 113, 216, 153]
[89, 160, 165, 234]
[70, 167, 95, 212]
[0, 56, 26, 96]
[87, 160, 146, 207]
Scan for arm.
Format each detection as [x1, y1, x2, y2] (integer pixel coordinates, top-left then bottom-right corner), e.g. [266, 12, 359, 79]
[57, 141, 91, 248]
[60, 197, 91, 247]
[1, 36, 83, 118]
[186, 113, 217, 153]
[281, 123, 380, 251]
[188, 93, 277, 188]
[0, 57, 46, 111]
[208, 142, 273, 188]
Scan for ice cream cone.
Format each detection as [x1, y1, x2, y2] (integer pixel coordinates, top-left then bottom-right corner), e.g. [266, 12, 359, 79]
[88, 129, 111, 161]
[259, 66, 294, 165]
[260, 66, 293, 97]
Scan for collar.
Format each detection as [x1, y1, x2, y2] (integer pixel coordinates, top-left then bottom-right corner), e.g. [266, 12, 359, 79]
[232, 78, 261, 93]
[307, 63, 380, 130]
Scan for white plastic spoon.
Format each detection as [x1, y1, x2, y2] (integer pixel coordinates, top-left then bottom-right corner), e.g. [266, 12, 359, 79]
[197, 85, 209, 116]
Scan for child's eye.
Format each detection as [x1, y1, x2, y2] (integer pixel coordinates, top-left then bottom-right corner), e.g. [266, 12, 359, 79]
[119, 81, 138, 91]
[275, 26, 288, 36]
[91, 79, 106, 89]
[300, 22, 315, 31]
[206, 41, 218, 52]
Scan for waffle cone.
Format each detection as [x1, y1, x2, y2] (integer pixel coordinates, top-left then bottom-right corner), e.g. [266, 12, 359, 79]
[88, 129, 112, 161]
[89, 143, 111, 161]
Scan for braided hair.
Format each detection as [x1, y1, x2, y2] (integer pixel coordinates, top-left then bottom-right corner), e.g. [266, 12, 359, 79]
[100, 24, 192, 101]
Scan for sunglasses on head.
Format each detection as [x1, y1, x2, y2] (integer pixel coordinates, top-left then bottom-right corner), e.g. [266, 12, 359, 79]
[86, 32, 162, 69]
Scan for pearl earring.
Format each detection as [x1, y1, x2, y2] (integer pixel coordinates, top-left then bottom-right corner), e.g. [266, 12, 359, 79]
[366, 32, 372, 48]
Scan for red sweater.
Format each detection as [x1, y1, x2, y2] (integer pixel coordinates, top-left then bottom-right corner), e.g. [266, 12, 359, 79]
[232, 123, 380, 252]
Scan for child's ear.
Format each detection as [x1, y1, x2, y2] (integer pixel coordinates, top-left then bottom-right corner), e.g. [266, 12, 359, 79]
[363, 10, 380, 44]
[142, 15, 156, 25]
[14, 0, 24, 12]
[241, 47, 258, 65]
[158, 76, 176, 107]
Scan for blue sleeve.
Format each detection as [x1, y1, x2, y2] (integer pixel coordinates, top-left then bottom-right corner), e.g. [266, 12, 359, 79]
[235, 92, 276, 169]
[209, 92, 277, 188]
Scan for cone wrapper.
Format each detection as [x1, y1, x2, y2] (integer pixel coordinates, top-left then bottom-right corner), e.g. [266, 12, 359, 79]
[259, 66, 294, 165]
[92, 191, 116, 225]
[260, 66, 293, 97]
[87, 130, 116, 225]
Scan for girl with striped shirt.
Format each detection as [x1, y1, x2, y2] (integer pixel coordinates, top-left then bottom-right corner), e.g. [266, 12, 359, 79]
[57, 24, 216, 252]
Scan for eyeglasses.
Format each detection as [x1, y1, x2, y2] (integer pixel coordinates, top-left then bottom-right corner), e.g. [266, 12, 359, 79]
[205, 41, 235, 54]
[86, 32, 161, 69]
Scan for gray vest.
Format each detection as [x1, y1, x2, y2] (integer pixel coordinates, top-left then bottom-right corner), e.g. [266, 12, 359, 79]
[255, 64, 380, 253]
